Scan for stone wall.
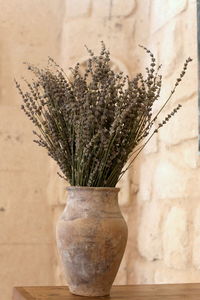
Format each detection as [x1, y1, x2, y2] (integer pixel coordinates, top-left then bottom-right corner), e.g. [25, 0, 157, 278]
[127, 0, 199, 284]
[0, 1, 65, 299]
[0, 1, 198, 299]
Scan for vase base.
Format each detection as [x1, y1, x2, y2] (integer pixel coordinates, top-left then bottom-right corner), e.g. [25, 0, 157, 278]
[69, 285, 110, 297]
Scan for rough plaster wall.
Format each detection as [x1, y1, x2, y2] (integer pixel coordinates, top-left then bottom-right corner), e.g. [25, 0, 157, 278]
[128, 0, 199, 284]
[0, 1, 65, 299]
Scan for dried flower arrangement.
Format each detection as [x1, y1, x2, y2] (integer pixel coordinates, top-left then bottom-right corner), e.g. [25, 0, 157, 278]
[15, 42, 192, 187]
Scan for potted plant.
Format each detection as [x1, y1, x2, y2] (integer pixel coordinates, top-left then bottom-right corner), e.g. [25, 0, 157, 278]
[15, 42, 192, 297]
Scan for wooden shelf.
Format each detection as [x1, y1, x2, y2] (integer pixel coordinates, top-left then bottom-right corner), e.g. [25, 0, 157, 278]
[13, 283, 200, 299]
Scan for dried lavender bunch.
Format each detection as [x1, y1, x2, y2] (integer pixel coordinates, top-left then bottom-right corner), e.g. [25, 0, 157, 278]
[15, 42, 192, 187]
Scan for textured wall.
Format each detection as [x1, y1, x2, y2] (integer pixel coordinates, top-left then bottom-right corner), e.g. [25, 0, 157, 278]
[129, 0, 199, 284]
[0, 1, 65, 299]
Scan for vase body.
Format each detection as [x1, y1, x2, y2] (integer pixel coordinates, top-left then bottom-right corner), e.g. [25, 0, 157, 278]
[56, 186, 128, 297]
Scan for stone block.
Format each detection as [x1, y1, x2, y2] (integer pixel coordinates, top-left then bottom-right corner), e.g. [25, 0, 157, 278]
[150, 23, 196, 107]
[0, 244, 54, 300]
[54, 256, 67, 285]
[92, 0, 112, 18]
[92, 0, 136, 18]
[184, 169, 200, 199]
[158, 99, 198, 146]
[0, 131, 49, 172]
[151, 79, 196, 120]
[65, 0, 91, 18]
[163, 207, 189, 269]
[0, 105, 49, 172]
[137, 157, 156, 202]
[153, 160, 189, 200]
[143, 131, 158, 155]
[52, 205, 68, 285]
[117, 168, 133, 207]
[183, 0, 198, 61]
[160, 152, 200, 200]
[158, 19, 183, 78]
[170, 140, 199, 169]
[0, 0, 64, 106]
[130, 260, 155, 284]
[111, 0, 136, 17]
[0, 170, 52, 244]
[0, 105, 33, 135]
[114, 249, 128, 285]
[192, 207, 200, 269]
[151, 0, 187, 33]
[154, 267, 200, 284]
[138, 201, 163, 261]
[47, 160, 68, 206]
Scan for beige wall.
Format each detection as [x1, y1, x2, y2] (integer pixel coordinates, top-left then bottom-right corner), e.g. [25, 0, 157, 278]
[127, 0, 199, 284]
[0, 1, 65, 299]
[0, 0, 198, 299]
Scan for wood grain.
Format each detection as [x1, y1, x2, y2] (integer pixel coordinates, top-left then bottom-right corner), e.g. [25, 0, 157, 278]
[13, 284, 200, 300]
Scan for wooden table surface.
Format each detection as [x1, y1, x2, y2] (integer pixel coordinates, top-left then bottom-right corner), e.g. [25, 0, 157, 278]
[12, 283, 200, 300]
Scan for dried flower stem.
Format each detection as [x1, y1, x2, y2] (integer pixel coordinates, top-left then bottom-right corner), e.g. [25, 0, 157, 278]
[16, 42, 192, 187]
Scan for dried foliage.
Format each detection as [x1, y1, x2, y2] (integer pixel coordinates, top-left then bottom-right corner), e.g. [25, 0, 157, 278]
[15, 42, 192, 187]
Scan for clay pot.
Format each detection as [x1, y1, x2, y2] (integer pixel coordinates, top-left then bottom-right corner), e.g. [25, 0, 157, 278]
[56, 186, 128, 297]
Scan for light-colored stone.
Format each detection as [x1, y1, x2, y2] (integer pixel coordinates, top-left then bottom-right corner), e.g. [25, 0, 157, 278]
[111, 0, 136, 17]
[143, 130, 158, 154]
[192, 207, 200, 269]
[138, 201, 163, 261]
[137, 156, 157, 202]
[47, 160, 68, 206]
[0, 244, 54, 300]
[130, 260, 155, 284]
[117, 168, 134, 207]
[170, 140, 200, 169]
[91, 0, 110, 17]
[153, 159, 200, 200]
[184, 169, 200, 199]
[0, 170, 53, 244]
[92, 0, 136, 18]
[0, 106, 50, 172]
[65, 0, 91, 18]
[158, 99, 198, 146]
[158, 19, 183, 78]
[153, 160, 188, 200]
[154, 267, 200, 284]
[114, 250, 128, 285]
[163, 207, 189, 269]
[0, 2, 65, 299]
[0, 0, 65, 106]
[52, 205, 67, 286]
[151, 0, 187, 32]
[151, 77, 196, 118]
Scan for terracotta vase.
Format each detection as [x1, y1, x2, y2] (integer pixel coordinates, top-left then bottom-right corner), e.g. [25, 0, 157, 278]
[56, 186, 128, 297]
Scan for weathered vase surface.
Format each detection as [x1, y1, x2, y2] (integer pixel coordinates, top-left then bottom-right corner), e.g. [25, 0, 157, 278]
[56, 186, 128, 297]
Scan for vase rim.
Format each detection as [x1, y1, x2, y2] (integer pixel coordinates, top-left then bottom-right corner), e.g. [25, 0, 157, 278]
[66, 186, 120, 192]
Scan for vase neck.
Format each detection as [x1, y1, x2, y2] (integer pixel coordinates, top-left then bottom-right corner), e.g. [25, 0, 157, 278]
[63, 188, 121, 219]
